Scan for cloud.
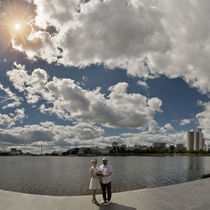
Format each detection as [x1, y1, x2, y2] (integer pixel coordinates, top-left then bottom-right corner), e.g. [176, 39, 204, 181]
[147, 120, 161, 133]
[180, 119, 193, 126]
[163, 123, 175, 133]
[0, 121, 104, 152]
[196, 102, 210, 139]
[0, 83, 22, 109]
[0, 121, 186, 153]
[13, 108, 26, 123]
[120, 130, 186, 146]
[0, 113, 15, 127]
[9, 0, 210, 96]
[7, 63, 49, 103]
[0, 108, 25, 128]
[13, 1, 170, 70]
[147, 120, 175, 134]
[73, 122, 104, 140]
[7, 65, 162, 129]
[137, 80, 149, 89]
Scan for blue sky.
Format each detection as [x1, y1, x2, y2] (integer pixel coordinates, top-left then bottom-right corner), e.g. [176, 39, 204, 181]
[0, 0, 210, 153]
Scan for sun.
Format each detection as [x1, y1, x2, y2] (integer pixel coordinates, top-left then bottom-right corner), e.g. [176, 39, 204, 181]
[15, 23, 21, 31]
[0, 0, 35, 49]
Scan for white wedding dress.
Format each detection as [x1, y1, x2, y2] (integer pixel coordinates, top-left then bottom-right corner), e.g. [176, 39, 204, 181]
[89, 166, 101, 190]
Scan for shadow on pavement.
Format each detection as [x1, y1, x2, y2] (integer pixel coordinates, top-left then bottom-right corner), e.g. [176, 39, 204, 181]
[98, 202, 136, 210]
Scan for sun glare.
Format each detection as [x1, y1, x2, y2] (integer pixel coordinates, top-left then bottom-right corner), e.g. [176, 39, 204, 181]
[15, 23, 21, 30]
[0, 0, 35, 49]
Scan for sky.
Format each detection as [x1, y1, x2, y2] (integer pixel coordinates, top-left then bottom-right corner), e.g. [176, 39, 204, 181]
[0, 0, 210, 153]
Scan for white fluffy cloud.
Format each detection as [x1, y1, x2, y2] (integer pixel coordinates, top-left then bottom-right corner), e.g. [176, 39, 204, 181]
[0, 113, 15, 127]
[0, 121, 104, 150]
[137, 80, 148, 89]
[9, 0, 209, 95]
[120, 130, 186, 147]
[7, 63, 49, 103]
[0, 108, 25, 127]
[180, 119, 193, 126]
[13, 0, 170, 71]
[163, 123, 175, 133]
[147, 120, 175, 134]
[0, 83, 22, 109]
[7, 64, 162, 129]
[0, 120, 186, 153]
[149, 0, 210, 95]
[196, 102, 210, 139]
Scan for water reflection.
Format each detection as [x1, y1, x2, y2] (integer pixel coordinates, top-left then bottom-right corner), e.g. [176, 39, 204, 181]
[186, 156, 204, 181]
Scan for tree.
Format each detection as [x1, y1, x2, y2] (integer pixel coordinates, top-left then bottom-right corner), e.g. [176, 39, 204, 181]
[168, 145, 175, 153]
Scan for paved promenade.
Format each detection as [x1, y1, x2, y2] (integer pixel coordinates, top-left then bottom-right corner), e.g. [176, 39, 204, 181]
[0, 178, 210, 210]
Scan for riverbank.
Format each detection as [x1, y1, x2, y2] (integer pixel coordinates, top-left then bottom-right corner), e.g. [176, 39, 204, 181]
[0, 178, 210, 210]
[2, 153, 210, 157]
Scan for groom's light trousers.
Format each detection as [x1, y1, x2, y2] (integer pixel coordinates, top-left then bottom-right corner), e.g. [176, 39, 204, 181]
[101, 182, 111, 201]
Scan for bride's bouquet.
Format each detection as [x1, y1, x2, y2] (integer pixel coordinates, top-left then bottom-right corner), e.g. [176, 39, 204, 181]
[96, 171, 103, 177]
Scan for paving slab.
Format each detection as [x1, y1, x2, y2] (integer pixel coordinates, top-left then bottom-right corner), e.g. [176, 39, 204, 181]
[0, 178, 210, 210]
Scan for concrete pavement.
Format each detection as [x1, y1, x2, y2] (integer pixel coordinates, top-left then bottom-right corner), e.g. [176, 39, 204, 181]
[0, 178, 210, 210]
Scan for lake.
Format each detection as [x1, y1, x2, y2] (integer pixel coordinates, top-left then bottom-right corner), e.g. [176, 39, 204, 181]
[0, 156, 209, 196]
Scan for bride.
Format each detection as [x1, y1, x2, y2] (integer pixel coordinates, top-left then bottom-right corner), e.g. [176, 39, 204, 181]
[89, 159, 101, 205]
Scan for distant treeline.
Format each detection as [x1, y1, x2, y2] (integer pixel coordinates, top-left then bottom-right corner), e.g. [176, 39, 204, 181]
[1, 146, 210, 156]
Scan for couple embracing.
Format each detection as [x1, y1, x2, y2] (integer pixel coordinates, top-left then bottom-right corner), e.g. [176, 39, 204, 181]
[89, 157, 112, 206]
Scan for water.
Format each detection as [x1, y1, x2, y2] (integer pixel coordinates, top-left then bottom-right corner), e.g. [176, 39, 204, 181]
[0, 156, 210, 196]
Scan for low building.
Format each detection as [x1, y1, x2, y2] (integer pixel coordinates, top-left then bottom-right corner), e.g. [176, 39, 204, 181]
[10, 148, 22, 155]
[99, 148, 110, 155]
[134, 145, 142, 150]
[153, 143, 166, 149]
[90, 147, 100, 155]
[204, 144, 208, 152]
[128, 146, 135, 151]
[176, 144, 184, 149]
[78, 148, 85, 155]
[52, 151, 62, 156]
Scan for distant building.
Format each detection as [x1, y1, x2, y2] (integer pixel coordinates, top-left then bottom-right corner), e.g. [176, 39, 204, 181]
[52, 151, 62, 156]
[204, 144, 208, 152]
[90, 147, 100, 155]
[187, 129, 205, 151]
[99, 147, 110, 155]
[128, 146, 135, 151]
[153, 143, 166, 149]
[78, 148, 85, 155]
[128, 145, 146, 151]
[176, 144, 184, 149]
[10, 148, 22, 155]
[134, 145, 142, 150]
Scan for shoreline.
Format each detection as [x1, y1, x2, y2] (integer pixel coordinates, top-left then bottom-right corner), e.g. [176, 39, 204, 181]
[1, 178, 210, 209]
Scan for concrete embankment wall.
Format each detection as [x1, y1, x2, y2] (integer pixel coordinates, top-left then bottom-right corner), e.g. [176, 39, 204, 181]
[0, 178, 210, 210]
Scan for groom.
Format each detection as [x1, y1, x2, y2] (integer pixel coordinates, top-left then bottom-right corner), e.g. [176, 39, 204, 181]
[99, 157, 112, 205]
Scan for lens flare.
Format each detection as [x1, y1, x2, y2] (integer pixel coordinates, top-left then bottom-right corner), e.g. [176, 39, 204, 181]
[0, 0, 35, 50]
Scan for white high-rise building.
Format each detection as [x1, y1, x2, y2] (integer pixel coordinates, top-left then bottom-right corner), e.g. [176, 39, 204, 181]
[187, 129, 204, 151]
